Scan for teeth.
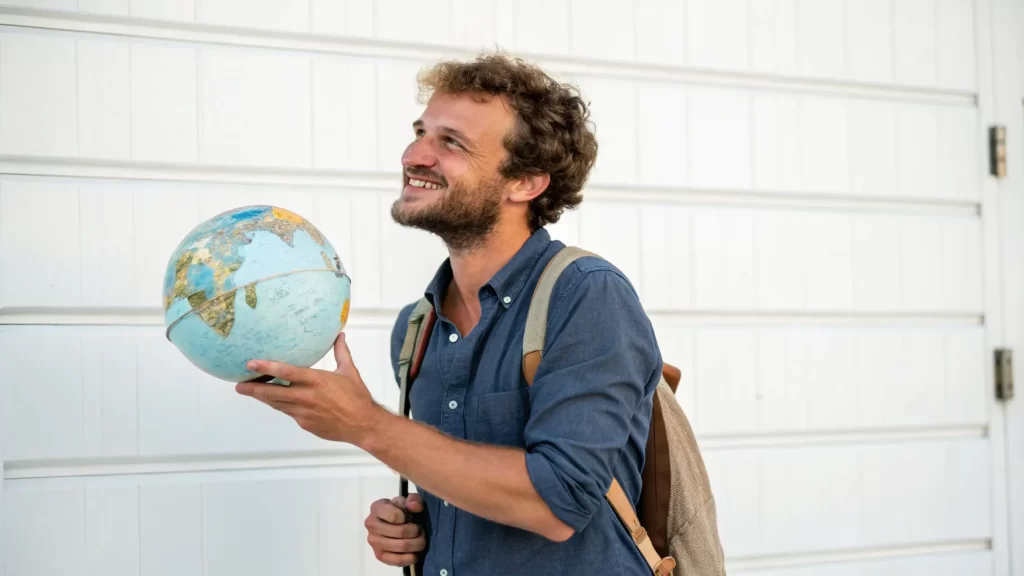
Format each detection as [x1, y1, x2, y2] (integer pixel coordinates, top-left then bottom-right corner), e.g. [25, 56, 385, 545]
[409, 178, 442, 190]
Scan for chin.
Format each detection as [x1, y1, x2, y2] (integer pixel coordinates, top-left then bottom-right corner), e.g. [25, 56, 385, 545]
[391, 195, 428, 223]
[396, 193, 430, 210]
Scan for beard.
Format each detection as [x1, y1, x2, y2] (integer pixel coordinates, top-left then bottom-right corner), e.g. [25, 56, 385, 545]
[391, 171, 503, 253]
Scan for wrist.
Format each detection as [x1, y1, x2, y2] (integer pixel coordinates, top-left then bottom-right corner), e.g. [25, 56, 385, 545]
[354, 402, 393, 453]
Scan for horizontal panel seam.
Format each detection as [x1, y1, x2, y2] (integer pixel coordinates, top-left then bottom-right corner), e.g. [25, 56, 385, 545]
[0, 157, 983, 217]
[3, 427, 990, 479]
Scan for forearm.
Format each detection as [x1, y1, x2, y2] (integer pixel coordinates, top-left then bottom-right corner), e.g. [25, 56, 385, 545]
[358, 405, 574, 542]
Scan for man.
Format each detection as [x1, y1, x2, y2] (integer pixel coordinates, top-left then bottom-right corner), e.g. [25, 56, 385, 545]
[237, 52, 663, 575]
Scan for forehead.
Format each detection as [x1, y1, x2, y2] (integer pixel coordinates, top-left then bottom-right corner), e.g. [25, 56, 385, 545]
[418, 91, 515, 146]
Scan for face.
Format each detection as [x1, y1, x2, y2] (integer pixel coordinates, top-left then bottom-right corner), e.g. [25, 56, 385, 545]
[391, 91, 517, 252]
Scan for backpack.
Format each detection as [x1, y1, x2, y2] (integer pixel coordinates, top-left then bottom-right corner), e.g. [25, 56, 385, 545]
[396, 245, 726, 576]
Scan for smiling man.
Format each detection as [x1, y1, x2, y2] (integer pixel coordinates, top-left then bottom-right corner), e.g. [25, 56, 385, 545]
[237, 52, 664, 575]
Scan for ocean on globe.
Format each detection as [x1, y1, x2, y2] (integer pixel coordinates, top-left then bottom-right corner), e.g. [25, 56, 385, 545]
[162, 205, 351, 383]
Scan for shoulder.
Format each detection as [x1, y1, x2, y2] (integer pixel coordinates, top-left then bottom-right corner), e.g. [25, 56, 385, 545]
[541, 251, 656, 350]
[547, 252, 643, 313]
[529, 249, 663, 393]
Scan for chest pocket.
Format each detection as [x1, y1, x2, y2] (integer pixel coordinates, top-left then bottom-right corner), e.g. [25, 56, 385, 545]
[470, 388, 529, 447]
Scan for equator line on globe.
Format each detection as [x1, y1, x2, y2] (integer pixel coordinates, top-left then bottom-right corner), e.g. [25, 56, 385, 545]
[162, 205, 352, 383]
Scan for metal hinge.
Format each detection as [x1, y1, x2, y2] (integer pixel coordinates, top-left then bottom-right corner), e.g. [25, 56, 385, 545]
[995, 348, 1014, 401]
[990, 125, 1007, 179]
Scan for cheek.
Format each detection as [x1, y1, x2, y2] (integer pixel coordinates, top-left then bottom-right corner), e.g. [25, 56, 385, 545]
[439, 151, 491, 182]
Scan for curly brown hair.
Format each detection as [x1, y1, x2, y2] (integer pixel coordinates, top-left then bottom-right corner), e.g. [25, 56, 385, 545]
[416, 52, 598, 230]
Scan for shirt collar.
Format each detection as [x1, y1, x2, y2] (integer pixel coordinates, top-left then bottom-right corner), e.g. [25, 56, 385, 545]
[424, 226, 555, 310]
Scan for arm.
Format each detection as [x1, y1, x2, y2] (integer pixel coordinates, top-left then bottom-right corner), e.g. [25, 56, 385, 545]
[373, 266, 661, 540]
[520, 265, 661, 533]
[378, 302, 569, 540]
[358, 410, 574, 541]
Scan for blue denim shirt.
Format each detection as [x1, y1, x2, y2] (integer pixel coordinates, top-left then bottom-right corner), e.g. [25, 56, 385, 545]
[389, 227, 662, 575]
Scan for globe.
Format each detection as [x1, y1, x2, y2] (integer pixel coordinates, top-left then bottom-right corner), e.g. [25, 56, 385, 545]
[162, 205, 351, 383]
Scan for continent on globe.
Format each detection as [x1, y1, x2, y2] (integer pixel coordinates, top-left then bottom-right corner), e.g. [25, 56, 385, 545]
[162, 205, 351, 383]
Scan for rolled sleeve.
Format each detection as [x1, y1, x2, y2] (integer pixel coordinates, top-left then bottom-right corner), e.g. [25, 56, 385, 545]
[526, 450, 593, 531]
[523, 264, 662, 533]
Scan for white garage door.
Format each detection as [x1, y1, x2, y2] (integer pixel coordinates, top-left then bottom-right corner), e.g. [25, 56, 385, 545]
[0, 1, 1014, 575]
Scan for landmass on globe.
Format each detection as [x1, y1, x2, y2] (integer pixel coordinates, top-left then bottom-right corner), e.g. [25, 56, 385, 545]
[164, 206, 343, 337]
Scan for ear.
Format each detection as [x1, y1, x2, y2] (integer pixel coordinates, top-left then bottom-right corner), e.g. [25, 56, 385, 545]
[507, 172, 550, 204]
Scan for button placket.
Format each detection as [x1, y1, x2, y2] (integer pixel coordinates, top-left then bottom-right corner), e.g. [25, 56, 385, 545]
[435, 317, 475, 576]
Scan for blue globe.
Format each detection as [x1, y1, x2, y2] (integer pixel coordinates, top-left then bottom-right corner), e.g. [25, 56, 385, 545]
[162, 205, 351, 383]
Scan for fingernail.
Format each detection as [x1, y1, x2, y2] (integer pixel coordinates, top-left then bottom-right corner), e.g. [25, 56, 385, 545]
[247, 361, 257, 370]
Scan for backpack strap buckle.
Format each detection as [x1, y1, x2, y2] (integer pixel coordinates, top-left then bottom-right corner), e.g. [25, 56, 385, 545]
[606, 477, 676, 575]
[653, 557, 677, 576]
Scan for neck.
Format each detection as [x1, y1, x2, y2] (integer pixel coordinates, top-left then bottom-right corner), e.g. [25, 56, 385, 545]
[443, 218, 532, 331]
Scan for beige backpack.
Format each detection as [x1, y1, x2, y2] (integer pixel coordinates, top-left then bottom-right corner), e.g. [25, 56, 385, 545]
[397, 245, 726, 576]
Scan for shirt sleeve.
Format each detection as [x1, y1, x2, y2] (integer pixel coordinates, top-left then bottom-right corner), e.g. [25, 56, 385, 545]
[523, 261, 662, 533]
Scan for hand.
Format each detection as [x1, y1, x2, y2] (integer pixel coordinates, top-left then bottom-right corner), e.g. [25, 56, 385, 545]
[236, 332, 386, 446]
[365, 494, 426, 567]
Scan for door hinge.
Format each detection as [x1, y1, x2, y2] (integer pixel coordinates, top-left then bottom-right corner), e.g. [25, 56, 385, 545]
[990, 125, 1007, 179]
[995, 348, 1014, 401]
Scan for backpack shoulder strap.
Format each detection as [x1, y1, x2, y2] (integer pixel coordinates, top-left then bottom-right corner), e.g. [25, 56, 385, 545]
[521, 245, 676, 576]
[522, 245, 596, 385]
[398, 296, 436, 406]
[396, 297, 435, 576]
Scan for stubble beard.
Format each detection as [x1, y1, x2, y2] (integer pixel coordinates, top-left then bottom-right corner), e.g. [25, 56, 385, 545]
[391, 176, 504, 253]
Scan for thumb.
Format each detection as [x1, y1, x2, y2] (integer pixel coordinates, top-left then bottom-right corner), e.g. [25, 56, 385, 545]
[333, 332, 357, 374]
[405, 493, 424, 513]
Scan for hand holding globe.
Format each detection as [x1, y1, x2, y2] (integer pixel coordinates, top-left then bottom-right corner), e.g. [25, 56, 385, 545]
[235, 331, 388, 446]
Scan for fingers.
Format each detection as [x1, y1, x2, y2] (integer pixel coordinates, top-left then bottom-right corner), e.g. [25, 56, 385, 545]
[365, 497, 422, 538]
[235, 382, 316, 415]
[373, 549, 419, 567]
[365, 496, 425, 568]
[236, 381, 296, 403]
[246, 359, 317, 385]
[365, 515, 422, 539]
[368, 532, 426, 561]
[369, 498, 409, 525]
[403, 493, 424, 514]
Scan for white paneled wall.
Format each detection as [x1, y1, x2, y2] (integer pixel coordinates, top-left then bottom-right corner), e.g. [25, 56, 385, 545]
[0, 28, 982, 186]
[0, 0, 1006, 575]
[0, 183, 985, 314]
[0, 0, 979, 94]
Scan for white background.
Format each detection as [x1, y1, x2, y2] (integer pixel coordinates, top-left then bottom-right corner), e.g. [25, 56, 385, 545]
[0, 0, 1021, 575]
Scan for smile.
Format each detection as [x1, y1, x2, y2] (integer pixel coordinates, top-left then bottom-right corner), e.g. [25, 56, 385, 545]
[408, 178, 444, 190]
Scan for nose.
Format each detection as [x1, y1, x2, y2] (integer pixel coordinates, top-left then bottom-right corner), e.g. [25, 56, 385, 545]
[402, 136, 437, 170]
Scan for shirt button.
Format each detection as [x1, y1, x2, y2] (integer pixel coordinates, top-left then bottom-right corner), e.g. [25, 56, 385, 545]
[448, 333, 458, 343]
[502, 296, 511, 304]
[440, 570, 448, 576]
[443, 500, 449, 507]
[448, 400, 458, 409]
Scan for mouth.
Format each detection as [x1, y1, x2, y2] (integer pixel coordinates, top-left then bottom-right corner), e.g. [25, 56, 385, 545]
[406, 177, 445, 191]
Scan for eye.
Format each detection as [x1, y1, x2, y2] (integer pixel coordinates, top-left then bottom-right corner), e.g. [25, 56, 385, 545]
[443, 136, 464, 149]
